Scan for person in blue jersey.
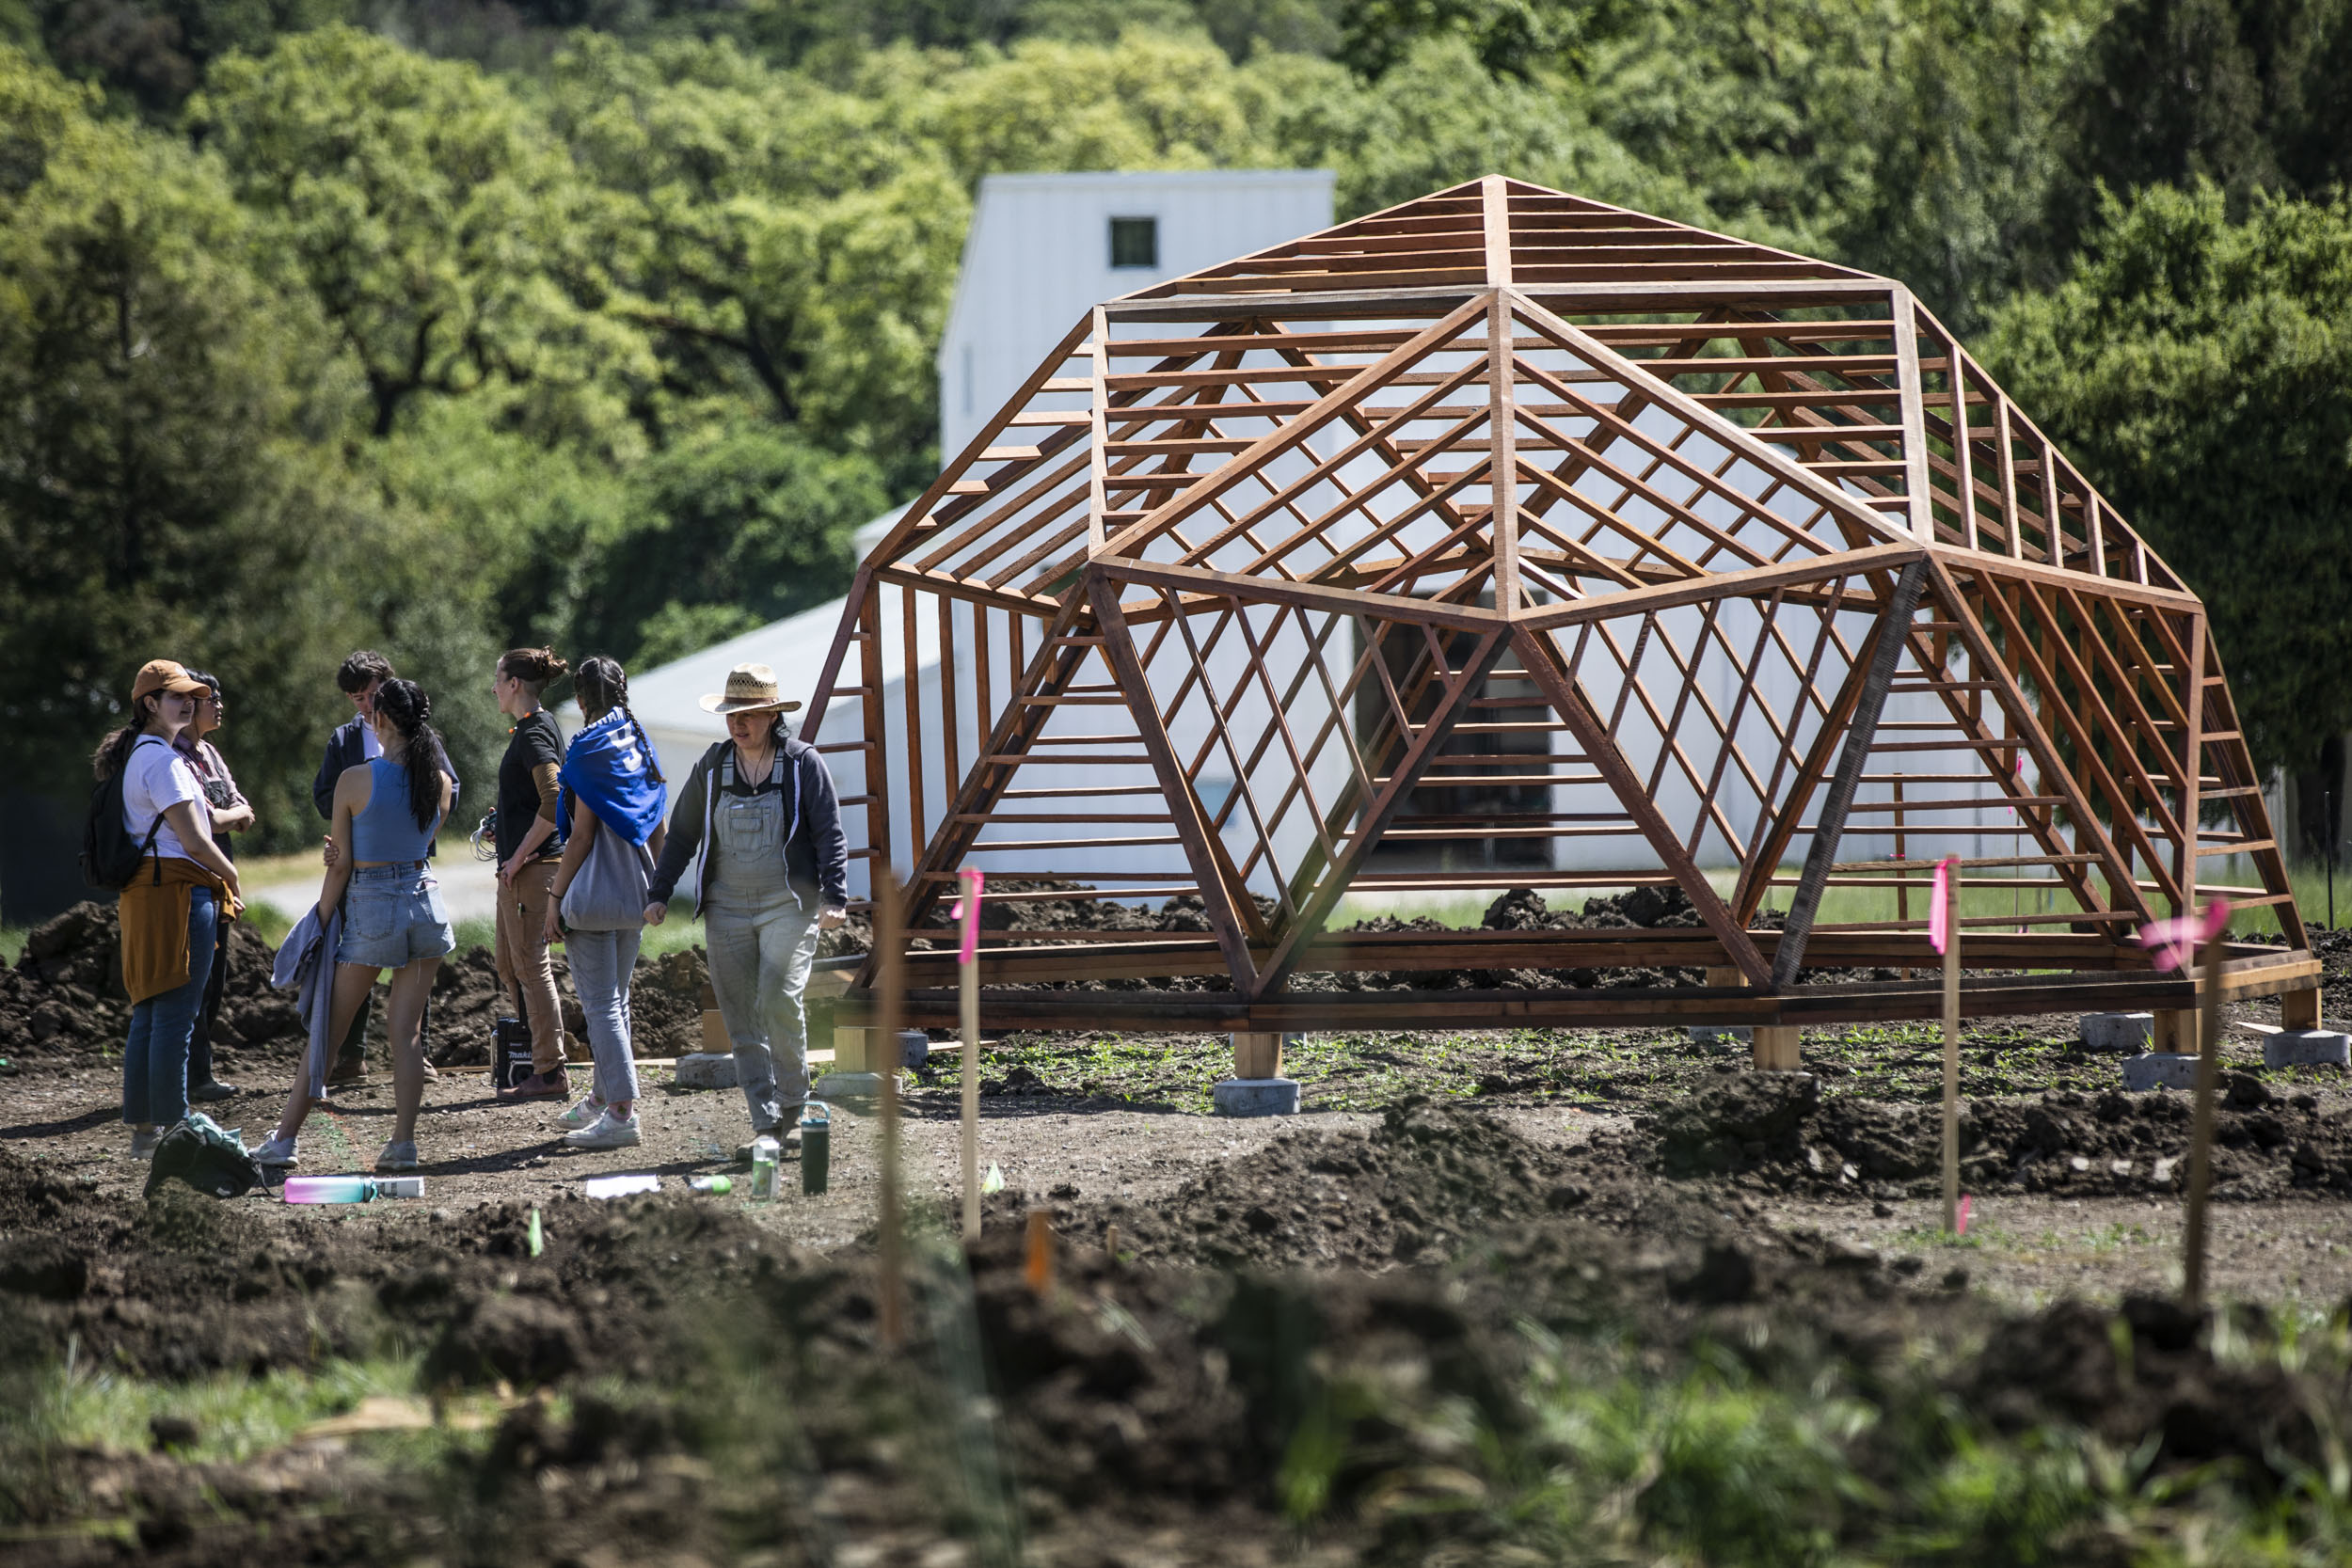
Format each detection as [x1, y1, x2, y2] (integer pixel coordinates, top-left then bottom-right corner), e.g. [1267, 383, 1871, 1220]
[256, 678, 456, 1175]
[542, 657, 668, 1150]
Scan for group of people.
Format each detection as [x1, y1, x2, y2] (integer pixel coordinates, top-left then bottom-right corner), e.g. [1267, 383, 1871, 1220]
[102, 645, 848, 1177]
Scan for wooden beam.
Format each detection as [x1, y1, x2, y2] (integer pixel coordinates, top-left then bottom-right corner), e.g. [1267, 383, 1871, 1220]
[1772, 559, 1929, 986]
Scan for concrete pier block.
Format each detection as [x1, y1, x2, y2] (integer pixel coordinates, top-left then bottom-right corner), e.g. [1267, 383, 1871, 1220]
[2078, 1012, 2153, 1053]
[1213, 1077, 1301, 1117]
[2121, 1053, 2202, 1091]
[897, 1029, 932, 1069]
[671, 1053, 739, 1090]
[2265, 1030, 2351, 1069]
[813, 1070, 883, 1112]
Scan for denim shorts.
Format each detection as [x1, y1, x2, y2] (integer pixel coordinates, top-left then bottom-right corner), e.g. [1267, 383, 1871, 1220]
[338, 863, 456, 969]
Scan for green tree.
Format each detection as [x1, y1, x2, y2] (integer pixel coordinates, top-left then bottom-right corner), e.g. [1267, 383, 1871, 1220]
[189, 26, 653, 444]
[1253, 34, 1699, 221]
[547, 34, 964, 486]
[1337, 0, 1597, 79]
[566, 421, 886, 668]
[30, 0, 350, 119]
[1984, 182, 2352, 800]
[0, 47, 411, 836]
[2053, 0, 2352, 253]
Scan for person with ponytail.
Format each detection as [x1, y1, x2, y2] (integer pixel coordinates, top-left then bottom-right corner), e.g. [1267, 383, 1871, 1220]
[255, 677, 456, 1174]
[541, 657, 667, 1149]
[489, 646, 572, 1102]
[104, 659, 243, 1159]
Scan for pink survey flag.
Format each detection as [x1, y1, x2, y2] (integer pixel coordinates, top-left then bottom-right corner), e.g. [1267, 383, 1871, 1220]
[1957, 1195, 1972, 1237]
[2136, 899, 2232, 975]
[948, 867, 986, 965]
[1928, 855, 1958, 954]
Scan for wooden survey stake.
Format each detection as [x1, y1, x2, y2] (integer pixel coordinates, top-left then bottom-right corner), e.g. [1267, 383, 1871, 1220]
[958, 868, 983, 1243]
[2183, 931, 2226, 1307]
[1934, 856, 1962, 1233]
[875, 867, 905, 1351]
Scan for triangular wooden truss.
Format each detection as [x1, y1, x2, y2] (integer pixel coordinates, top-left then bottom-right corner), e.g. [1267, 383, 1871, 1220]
[804, 176, 2314, 1032]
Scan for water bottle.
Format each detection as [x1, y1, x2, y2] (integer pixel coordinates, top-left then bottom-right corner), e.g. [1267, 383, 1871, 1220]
[284, 1176, 374, 1204]
[800, 1105, 830, 1196]
[748, 1135, 781, 1200]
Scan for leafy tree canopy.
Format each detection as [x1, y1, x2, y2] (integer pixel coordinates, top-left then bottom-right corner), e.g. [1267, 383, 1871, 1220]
[1985, 182, 2352, 777]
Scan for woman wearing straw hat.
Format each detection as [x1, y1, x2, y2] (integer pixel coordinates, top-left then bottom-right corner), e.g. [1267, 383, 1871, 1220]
[644, 662, 847, 1151]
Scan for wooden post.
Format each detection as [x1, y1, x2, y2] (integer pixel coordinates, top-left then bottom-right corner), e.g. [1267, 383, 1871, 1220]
[960, 870, 982, 1244]
[2155, 1008, 2201, 1054]
[2182, 931, 2227, 1307]
[1233, 1030, 1284, 1080]
[1942, 863, 1963, 1234]
[2282, 988, 2322, 1031]
[875, 867, 905, 1351]
[1893, 775, 1910, 980]
[1752, 1026, 1801, 1070]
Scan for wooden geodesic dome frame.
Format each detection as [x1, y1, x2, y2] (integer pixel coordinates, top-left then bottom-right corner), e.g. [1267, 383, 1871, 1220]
[807, 176, 2318, 1037]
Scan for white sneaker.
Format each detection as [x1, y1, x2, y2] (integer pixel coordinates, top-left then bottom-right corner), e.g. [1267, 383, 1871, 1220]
[555, 1094, 606, 1131]
[563, 1108, 640, 1150]
[129, 1128, 161, 1161]
[253, 1134, 298, 1168]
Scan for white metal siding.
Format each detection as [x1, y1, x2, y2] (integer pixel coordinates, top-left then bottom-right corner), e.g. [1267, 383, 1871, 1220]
[939, 170, 1336, 461]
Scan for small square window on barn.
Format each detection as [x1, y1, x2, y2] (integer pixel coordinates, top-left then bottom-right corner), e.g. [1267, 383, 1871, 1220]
[1109, 215, 1158, 269]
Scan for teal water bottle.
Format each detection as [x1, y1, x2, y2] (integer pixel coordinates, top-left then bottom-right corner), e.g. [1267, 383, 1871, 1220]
[801, 1104, 830, 1196]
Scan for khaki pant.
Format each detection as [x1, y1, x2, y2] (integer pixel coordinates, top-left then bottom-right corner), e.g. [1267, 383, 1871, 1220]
[495, 860, 565, 1076]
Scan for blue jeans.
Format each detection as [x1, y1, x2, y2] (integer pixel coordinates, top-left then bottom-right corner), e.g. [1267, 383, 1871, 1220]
[565, 926, 642, 1105]
[123, 887, 216, 1128]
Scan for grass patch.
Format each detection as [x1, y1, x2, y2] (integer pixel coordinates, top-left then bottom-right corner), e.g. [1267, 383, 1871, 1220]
[0, 1349, 508, 1528]
[0, 925, 24, 967]
[1289, 1323, 2352, 1564]
[641, 914, 707, 962]
[239, 897, 294, 948]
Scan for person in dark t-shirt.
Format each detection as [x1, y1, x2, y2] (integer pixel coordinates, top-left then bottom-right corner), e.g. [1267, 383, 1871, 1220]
[491, 647, 572, 1101]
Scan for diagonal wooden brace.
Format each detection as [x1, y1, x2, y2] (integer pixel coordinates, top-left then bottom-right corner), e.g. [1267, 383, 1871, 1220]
[1515, 628, 1776, 990]
[1771, 557, 1929, 987]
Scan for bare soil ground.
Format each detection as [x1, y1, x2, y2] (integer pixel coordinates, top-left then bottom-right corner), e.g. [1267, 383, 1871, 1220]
[5, 900, 2352, 1564]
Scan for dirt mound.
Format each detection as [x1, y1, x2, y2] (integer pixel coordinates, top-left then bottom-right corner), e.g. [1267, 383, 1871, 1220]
[421, 942, 707, 1066]
[2, 898, 712, 1076]
[1964, 1293, 2327, 1478]
[3, 902, 288, 1074]
[1059, 1099, 1730, 1275]
[1624, 1072, 2352, 1200]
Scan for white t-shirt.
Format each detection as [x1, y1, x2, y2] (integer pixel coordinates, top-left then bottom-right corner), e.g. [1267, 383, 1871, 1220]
[122, 736, 203, 862]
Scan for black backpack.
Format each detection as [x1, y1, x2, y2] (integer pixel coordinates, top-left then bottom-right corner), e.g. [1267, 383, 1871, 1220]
[80, 736, 167, 890]
[144, 1113, 265, 1201]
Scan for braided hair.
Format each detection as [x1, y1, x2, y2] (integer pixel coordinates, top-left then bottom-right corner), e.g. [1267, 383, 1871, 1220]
[574, 656, 664, 784]
[371, 678, 452, 831]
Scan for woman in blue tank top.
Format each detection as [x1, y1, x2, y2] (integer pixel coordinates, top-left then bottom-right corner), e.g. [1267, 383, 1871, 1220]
[256, 678, 456, 1175]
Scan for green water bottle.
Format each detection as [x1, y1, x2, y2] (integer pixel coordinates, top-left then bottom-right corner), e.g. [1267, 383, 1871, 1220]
[801, 1104, 830, 1196]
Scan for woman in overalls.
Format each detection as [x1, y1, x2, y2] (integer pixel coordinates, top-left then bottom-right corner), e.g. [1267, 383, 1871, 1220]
[644, 663, 847, 1151]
